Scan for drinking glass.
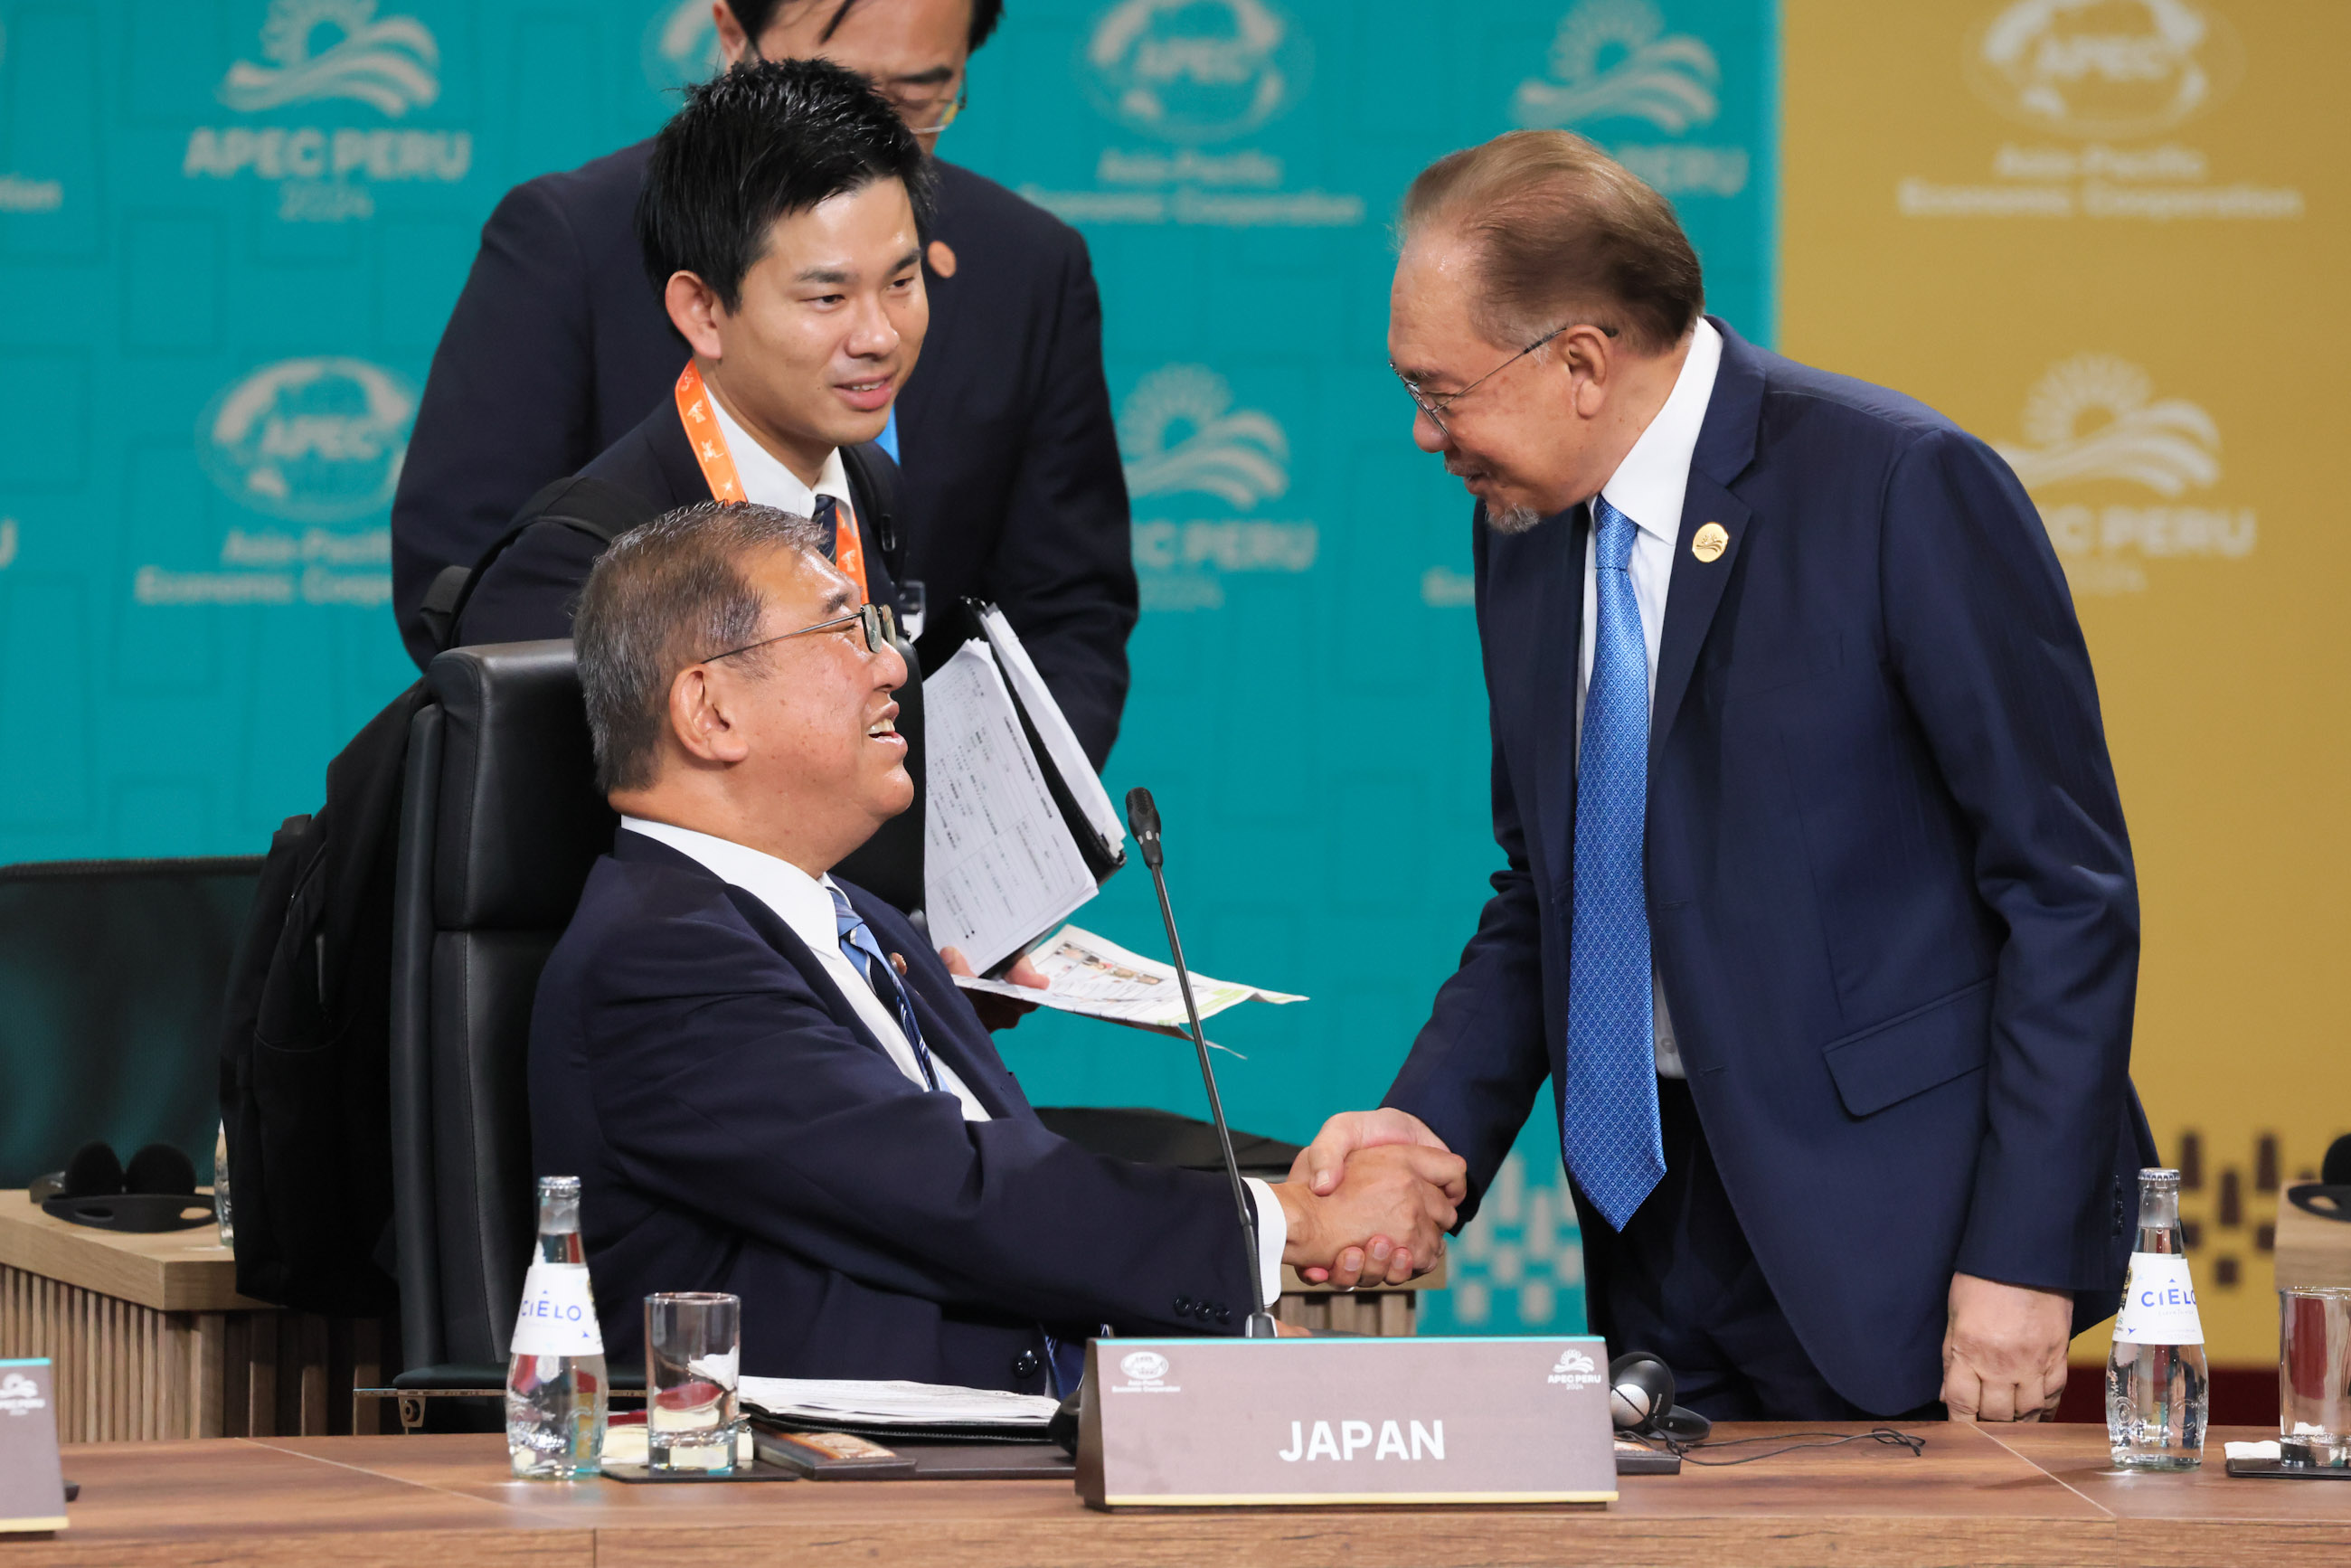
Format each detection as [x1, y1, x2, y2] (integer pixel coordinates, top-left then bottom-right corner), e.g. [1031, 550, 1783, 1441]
[2280, 1286, 2351, 1468]
[645, 1292, 741, 1474]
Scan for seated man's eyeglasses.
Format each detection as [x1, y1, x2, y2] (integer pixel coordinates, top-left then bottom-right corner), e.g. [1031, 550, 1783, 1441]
[1392, 321, 1620, 438]
[703, 601, 897, 665]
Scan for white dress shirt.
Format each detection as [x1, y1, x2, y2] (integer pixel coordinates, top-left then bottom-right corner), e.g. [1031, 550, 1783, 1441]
[618, 817, 1289, 1302]
[705, 391, 854, 518]
[1572, 316, 1723, 1080]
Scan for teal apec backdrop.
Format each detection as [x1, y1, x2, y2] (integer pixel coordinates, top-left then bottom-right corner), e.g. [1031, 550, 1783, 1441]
[0, 0, 1773, 1336]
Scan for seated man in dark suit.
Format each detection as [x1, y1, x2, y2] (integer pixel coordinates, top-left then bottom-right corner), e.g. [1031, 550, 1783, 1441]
[397, 0, 1138, 767]
[532, 500, 1460, 1391]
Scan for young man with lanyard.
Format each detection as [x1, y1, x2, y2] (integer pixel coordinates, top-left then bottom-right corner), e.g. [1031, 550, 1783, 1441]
[397, 0, 1138, 773]
[456, 58, 932, 913]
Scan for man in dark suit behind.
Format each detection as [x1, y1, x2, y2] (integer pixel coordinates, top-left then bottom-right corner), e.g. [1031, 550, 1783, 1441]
[394, 0, 1138, 766]
[533, 501, 1459, 1390]
[1295, 131, 2156, 1423]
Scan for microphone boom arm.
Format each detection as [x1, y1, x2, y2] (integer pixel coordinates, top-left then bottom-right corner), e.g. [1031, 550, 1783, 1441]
[1127, 788, 1279, 1339]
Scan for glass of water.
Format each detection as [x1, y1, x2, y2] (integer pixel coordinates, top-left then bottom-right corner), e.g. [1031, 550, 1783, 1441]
[2280, 1287, 2351, 1468]
[645, 1292, 741, 1474]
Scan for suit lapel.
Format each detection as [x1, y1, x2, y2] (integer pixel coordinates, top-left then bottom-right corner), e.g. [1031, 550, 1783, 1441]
[712, 883, 906, 1064]
[1531, 503, 1589, 892]
[647, 387, 716, 507]
[1650, 318, 1766, 769]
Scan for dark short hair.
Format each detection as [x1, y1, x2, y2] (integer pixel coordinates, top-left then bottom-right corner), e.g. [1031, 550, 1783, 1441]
[1400, 130, 1704, 355]
[731, 0, 1005, 53]
[638, 56, 933, 311]
[575, 502, 831, 795]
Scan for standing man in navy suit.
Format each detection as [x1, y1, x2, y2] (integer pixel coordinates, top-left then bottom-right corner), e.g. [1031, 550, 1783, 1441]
[1297, 132, 2155, 1422]
[394, 0, 1138, 767]
[533, 501, 1460, 1389]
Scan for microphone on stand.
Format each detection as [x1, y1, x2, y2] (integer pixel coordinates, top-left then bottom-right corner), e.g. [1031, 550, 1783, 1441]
[1125, 787, 1279, 1340]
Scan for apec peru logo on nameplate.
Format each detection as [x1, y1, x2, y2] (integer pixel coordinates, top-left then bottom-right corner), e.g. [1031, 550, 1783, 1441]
[1077, 1336, 1616, 1508]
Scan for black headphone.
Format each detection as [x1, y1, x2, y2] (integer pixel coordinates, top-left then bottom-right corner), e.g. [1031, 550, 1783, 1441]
[1609, 1351, 1713, 1445]
[30, 1142, 216, 1233]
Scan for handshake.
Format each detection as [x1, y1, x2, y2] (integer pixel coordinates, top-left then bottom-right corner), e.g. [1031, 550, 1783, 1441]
[1269, 1110, 1464, 1290]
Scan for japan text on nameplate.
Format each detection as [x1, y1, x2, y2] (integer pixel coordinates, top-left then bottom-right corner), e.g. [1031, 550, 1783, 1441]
[0, 1360, 68, 1534]
[1076, 1337, 1617, 1508]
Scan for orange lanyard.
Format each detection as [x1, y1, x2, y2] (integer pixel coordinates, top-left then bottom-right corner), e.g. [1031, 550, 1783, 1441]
[673, 362, 868, 599]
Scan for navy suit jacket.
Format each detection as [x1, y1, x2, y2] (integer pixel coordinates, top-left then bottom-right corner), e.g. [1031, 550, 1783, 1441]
[448, 399, 909, 650]
[1384, 320, 2155, 1415]
[394, 143, 1138, 767]
[531, 831, 1260, 1390]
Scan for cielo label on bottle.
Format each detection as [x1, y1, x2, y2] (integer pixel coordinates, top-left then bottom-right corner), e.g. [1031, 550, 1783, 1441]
[511, 1261, 604, 1356]
[2112, 1252, 2204, 1346]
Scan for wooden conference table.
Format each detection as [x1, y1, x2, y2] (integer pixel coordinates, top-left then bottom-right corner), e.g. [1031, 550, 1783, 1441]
[15, 1422, 2347, 1566]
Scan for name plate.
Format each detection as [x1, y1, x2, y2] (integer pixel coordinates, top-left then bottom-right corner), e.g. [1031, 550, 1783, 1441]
[1076, 1336, 1616, 1508]
[0, 1360, 67, 1534]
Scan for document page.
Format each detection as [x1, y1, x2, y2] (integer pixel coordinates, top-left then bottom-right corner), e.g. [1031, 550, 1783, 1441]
[977, 606, 1126, 858]
[952, 923, 1305, 1033]
[741, 1377, 1058, 1429]
[923, 641, 1099, 973]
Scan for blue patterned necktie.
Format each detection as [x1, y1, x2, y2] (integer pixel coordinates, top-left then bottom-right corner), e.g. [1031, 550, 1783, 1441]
[828, 883, 939, 1092]
[1563, 496, 1666, 1232]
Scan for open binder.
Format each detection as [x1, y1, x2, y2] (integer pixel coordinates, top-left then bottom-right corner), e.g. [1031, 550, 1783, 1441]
[918, 600, 1125, 974]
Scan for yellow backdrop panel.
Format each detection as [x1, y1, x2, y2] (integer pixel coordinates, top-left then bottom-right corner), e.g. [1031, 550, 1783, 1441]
[1780, 0, 2350, 1364]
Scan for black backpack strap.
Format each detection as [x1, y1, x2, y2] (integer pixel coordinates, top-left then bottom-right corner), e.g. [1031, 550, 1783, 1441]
[428, 477, 654, 653]
[838, 440, 905, 585]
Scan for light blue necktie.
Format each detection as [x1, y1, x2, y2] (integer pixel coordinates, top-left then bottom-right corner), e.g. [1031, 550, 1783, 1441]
[828, 883, 939, 1092]
[1563, 496, 1666, 1232]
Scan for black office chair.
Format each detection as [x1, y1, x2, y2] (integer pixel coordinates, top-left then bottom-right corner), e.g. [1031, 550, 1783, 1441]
[385, 641, 624, 1410]
[0, 856, 262, 1185]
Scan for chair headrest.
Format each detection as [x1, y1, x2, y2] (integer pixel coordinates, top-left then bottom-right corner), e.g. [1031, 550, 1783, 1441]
[426, 641, 617, 930]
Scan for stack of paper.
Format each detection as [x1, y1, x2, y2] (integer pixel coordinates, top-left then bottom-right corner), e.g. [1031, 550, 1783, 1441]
[952, 924, 1306, 1039]
[921, 602, 1128, 973]
[740, 1377, 1058, 1430]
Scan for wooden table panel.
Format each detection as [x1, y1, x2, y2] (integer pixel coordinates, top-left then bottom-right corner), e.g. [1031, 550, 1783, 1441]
[13, 1439, 589, 1568]
[5, 1422, 2341, 1567]
[260, 1425, 2117, 1568]
[1986, 1423, 2351, 1568]
[0, 1194, 266, 1315]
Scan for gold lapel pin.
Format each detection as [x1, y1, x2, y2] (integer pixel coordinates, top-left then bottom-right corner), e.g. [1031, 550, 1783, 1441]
[890, 953, 910, 977]
[1692, 522, 1730, 563]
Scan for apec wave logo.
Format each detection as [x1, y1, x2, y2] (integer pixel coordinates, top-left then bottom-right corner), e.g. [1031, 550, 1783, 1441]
[643, 0, 726, 92]
[1083, 0, 1309, 145]
[1513, 0, 1720, 133]
[1545, 1348, 1602, 1388]
[219, 0, 439, 118]
[1996, 353, 2218, 495]
[1119, 364, 1288, 507]
[199, 357, 417, 523]
[1121, 365, 1313, 612]
[0, 1370, 44, 1416]
[1966, 0, 2242, 138]
[1996, 353, 2252, 595]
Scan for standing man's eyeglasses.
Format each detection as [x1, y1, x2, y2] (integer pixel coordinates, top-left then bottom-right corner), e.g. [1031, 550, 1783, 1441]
[702, 601, 897, 665]
[737, 39, 967, 141]
[1392, 322, 1621, 438]
[886, 84, 967, 140]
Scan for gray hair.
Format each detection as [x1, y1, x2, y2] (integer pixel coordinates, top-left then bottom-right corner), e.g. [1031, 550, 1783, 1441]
[1398, 129, 1704, 355]
[574, 500, 831, 794]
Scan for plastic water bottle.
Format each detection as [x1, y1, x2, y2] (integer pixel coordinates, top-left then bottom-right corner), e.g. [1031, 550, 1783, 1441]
[2107, 1167, 2207, 1469]
[212, 1120, 234, 1249]
[506, 1176, 609, 1478]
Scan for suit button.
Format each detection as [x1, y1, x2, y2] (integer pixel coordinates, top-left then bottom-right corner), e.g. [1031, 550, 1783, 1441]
[1174, 1296, 1193, 1316]
[1214, 1307, 1231, 1326]
[1013, 1350, 1041, 1379]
